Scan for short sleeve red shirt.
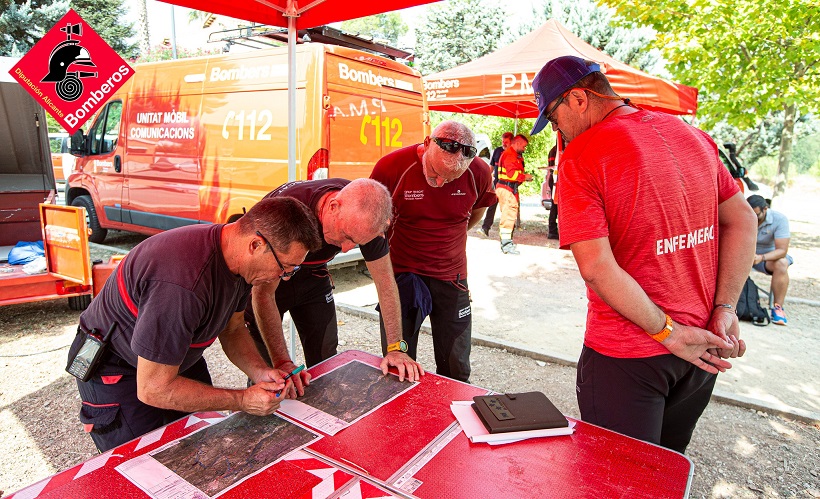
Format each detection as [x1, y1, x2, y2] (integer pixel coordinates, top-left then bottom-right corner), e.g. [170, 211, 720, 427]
[370, 145, 496, 280]
[557, 110, 740, 358]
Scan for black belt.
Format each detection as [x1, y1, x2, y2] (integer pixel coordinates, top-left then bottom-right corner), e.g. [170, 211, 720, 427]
[497, 180, 519, 192]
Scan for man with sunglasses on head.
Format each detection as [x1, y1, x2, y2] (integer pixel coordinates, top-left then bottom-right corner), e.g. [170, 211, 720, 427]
[370, 120, 496, 382]
[245, 179, 425, 399]
[529, 56, 757, 453]
[70, 197, 322, 452]
[496, 134, 534, 254]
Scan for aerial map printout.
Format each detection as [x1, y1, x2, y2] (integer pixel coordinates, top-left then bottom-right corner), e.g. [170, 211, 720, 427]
[278, 359, 417, 435]
[117, 412, 321, 498]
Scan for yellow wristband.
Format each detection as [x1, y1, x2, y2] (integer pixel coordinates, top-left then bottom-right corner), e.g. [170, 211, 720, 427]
[387, 340, 408, 353]
[647, 314, 673, 342]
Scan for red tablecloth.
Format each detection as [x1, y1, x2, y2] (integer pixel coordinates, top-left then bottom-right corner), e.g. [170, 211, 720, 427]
[8, 350, 692, 498]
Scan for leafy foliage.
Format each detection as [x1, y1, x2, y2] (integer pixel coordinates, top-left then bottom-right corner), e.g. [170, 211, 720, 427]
[599, 0, 820, 194]
[0, 0, 70, 56]
[601, 0, 820, 129]
[791, 132, 820, 174]
[710, 114, 819, 168]
[517, 0, 662, 73]
[71, 0, 137, 59]
[133, 44, 219, 64]
[0, 0, 137, 59]
[414, 0, 506, 75]
[341, 12, 408, 47]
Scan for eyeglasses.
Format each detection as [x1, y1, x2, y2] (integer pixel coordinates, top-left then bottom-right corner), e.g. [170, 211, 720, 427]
[544, 90, 570, 126]
[432, 137, 477, 159]
[256, 231, 300, 279]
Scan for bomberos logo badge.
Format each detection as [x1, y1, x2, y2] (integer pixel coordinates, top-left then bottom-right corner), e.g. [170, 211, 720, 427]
[9, 9, 134, 134]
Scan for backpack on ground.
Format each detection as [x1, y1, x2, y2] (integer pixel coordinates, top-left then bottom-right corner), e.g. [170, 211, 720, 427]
[736, 277, 770, 326]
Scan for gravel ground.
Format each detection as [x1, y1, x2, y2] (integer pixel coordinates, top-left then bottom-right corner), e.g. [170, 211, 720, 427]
[1, 304, 818, 498]
[2, 178, 819, 497]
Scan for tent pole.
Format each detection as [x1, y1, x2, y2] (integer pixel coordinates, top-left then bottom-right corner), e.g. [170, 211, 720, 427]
[286, 4, 298, 361]
[514, 105, 519, 135]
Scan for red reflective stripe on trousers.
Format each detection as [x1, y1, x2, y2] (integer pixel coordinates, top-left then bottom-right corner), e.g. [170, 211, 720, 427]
[101, 375, 123, 385]
[81, 401, 120, 408]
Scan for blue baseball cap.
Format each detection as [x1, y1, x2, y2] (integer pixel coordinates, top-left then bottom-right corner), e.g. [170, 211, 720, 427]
[530, 56, 601, 135]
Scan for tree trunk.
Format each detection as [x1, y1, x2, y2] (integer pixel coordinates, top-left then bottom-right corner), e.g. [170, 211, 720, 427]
[774, 103, 796, 198]
[137, 0, 150, 57]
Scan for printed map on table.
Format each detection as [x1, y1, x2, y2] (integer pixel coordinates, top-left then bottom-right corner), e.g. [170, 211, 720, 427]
[117, 412, 321, 498]
[278, 360, 417, 435]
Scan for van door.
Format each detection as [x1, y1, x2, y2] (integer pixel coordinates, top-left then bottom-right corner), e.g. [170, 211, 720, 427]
[326, 55, 426, 180]
[85, 100, 125, 229]
[122, 94, 201, 231]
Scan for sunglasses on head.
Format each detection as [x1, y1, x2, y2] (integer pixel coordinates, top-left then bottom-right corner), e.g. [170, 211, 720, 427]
[432, 137, 477, 159]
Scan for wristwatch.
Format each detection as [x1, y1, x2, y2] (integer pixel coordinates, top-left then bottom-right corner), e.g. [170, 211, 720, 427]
[387, 340, 408, 353]
[647, 314, 673, 342]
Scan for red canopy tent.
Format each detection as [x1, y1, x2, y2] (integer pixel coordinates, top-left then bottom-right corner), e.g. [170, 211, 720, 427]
[424, 19, 698, 119]
[159, 0, 438, 29]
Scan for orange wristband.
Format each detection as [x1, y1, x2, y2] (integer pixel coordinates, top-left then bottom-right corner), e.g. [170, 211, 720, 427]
[647, 314, 673, 342]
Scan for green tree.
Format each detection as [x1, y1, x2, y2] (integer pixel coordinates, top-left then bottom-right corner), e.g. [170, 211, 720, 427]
[600, 0, 820, 197]
[517, 0, 661, 73]
[0, 0, 70, 56]
[135, 0, 149, 57]
[71, 0, 137, 59]
[134, 44, 218, 64]
[414, 0, 506, 75]
[341, 12, 408, 47]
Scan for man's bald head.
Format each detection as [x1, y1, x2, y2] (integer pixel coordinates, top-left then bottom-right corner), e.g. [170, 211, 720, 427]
[422, 120, 477, 187]
[335, 178, 392, 235]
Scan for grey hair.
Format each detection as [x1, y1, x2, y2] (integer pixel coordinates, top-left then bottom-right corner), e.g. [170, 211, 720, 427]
[337, 178, 393, 235]
[430, 120, 476, 174]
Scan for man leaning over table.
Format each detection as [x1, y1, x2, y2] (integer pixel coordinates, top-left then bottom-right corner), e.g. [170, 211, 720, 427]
[71, 197, 322, 452]
[370, 120, 496, 382]
[529, 55, 757, 453]
[245, 178, 424, 400]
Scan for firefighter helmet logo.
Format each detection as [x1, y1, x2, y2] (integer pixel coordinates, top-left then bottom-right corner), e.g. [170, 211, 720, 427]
[41, 23, 98, 101]
[9, 9, 134, 134]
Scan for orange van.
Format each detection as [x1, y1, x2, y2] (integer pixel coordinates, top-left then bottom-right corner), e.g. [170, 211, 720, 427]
[65, 43, 429, 243]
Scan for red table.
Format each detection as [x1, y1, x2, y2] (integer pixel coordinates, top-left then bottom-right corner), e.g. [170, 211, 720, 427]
[8, 350, 692, 498]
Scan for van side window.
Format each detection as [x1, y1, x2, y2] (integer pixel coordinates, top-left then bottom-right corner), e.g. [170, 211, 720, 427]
[89, 101, 122, 155]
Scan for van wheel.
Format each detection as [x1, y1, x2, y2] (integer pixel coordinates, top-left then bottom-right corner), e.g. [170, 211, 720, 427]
[72, 195, 107, 243]
[68, 294, 92, 311]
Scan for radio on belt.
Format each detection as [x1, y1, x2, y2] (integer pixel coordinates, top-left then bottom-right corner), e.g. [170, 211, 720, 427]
[66, 323, 116, 382]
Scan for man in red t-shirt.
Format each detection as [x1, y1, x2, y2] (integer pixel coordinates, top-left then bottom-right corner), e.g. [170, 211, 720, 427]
[496, 134, 533, 254]
[370, 120, 496, 382]
[530, 56, 757, 452]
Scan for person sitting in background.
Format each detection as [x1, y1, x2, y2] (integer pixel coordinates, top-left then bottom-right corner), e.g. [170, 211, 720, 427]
[747, 194, 793, 325]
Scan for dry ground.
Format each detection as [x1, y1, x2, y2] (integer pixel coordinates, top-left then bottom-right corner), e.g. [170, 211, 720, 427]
[2, 177, 820, 498]
[1, 305, 818, 498]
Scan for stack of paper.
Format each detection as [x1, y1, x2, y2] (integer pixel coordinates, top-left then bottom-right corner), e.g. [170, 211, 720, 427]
[451, 401, 575, 445]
